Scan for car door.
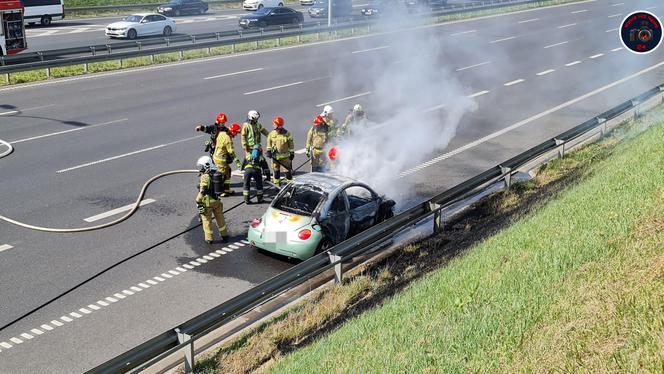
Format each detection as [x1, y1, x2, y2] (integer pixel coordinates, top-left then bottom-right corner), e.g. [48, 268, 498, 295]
[345, 185, 379, 237]
[319, 192, 350, 244]
[184, 0, 196, 14]
[269, 8, 288, 25]
[151, 14, 168, 34]
[139, 15, 155, 35]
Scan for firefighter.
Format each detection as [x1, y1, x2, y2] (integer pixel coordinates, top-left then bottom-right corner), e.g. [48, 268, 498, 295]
[241, 110, 272, 182]
[195, 156, 229, 244]
[212, 123, 242, 196]
[242, 144, 266, 204]
[305, 115, 331, 172]
[321, 105, 339, 137]
[340, 104, 367, 137]
[195, 113, 228, 155]
[266, 116, 295, 185]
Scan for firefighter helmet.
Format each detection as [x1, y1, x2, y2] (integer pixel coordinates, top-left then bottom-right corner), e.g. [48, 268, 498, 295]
[328, 147, 337, 161]
[196, 155, 217, 172]
[272, 116, 284, 127]
[228, 123, 241, 136]
[248, 110, 260, 120]
[322, 105, 334, 116]
[353, 104, 364, 115]
[313, 115, 325, 125]
[215, 113, 227, 124]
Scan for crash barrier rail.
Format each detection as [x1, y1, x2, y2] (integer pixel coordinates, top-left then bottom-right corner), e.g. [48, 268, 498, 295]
[1, 0, 540, 72]
[87, 83, 664, 374]
[67, 0, 240, 13]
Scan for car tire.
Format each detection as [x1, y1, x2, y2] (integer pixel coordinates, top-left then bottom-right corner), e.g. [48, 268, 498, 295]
[278, 2, 284, 6]
[163, 26, 172, 36]
[40, 15, 52, 26]
[258, 4, 264, 9]
[175, 9, 181, 16]
[127, 29, 137, 40]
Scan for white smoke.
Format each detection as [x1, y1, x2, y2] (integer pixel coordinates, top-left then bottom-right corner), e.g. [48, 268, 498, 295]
[325, 23, 478, 202]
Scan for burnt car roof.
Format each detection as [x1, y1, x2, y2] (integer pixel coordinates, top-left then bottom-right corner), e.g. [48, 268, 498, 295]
[292, 172, 358, 193]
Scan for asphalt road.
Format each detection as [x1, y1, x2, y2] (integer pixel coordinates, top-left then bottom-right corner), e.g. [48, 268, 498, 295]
[1, 0, 663, 372]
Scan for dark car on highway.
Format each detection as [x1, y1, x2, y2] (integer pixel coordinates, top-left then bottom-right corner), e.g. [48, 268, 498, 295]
[239, 7, 304, 29]
[157, 0, 208, 16]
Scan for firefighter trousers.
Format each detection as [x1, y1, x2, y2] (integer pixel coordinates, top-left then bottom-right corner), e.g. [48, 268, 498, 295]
[200, 200, 228, 241]
[243, 167, 264, 203]
[272, 158, 292, 183]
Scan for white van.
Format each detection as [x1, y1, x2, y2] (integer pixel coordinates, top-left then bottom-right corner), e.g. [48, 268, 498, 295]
[23, 0, 65, 26]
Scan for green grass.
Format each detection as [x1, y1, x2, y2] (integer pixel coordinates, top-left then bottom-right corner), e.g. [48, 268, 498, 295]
[260, 116, 664, 372]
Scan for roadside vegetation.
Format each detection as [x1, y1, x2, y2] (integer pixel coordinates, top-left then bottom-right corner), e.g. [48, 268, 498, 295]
[189, 106, 664, 373]
[2, 0, 583, 87]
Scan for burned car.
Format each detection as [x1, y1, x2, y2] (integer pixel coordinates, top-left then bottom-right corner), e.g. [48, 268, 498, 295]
[247, 173, 395, 260]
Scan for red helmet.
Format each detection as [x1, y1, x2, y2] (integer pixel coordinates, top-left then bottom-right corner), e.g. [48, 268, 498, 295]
[216, 113, 227, 124]
[272, 116, 284, 127]
[328, 147, 337, 161]
[228, 123, 241, 136]
[313, 115, 325, 125]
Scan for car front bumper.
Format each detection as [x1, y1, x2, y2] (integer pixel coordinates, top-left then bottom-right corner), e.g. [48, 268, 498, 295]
[105, 29, 128, 38]
[248, 226, 322, 260]
[300, 0, 314, 4]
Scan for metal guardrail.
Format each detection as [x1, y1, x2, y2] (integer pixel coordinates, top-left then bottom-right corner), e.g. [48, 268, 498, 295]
[87, 83, 664, 374]
[67, 0, 239, 13]
[0, 0, 539, 71]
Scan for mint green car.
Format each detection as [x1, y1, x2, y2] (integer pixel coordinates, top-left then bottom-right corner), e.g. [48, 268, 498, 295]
[247, 173, 395, 261]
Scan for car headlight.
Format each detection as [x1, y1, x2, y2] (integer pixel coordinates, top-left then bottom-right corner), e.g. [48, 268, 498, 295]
[162, 7, 172, 10]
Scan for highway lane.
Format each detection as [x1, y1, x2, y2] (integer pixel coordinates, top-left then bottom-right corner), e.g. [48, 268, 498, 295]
[1, 0, 663, 371]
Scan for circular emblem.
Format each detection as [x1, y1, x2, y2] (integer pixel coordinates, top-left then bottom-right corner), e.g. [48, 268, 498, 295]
[620, 11, 662, 54]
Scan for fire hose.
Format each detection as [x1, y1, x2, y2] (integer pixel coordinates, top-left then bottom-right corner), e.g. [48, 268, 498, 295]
[0, 138, 14, 159]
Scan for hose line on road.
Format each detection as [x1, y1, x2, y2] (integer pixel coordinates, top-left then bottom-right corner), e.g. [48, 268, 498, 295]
[0, 158, 311, 332]
[0, 137, 14, 159]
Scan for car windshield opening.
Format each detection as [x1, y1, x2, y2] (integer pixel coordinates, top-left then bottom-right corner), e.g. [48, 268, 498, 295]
[272, 185, 324, 215]
[123, 15, 143, 22]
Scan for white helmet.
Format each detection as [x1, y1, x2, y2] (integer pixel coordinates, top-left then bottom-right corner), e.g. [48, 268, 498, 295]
[322, 105, 334, 116]
[196, 155, 217, 172]
[248, 110, 260, 120]
[353, 104, 364, 114]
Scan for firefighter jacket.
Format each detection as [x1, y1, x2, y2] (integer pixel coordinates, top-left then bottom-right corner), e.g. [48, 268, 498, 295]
[213, 131, 237, 165]
[324, 116, 338, 137]
[266, 128, 294, 160]
[241, 121, 269, 153]
[242, 152, 266, 170]
[306, 124, 331, 155]
[196, 172, 218, 207]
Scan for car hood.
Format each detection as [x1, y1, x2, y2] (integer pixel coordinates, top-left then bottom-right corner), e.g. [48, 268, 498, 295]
[107, 21, 138, 28]
[262, 208, 315, 232]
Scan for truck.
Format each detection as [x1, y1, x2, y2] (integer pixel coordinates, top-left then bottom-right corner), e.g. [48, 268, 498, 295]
[1, 0, 27, 57]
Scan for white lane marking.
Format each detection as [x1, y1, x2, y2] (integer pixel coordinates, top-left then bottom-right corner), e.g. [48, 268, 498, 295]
[183, 264, 194, 269]
[566, 60, 582, 66]
[97, 300, 110, 307]
[154, 276, 166, 282]
[351, 45, 390, 54]
[400, 60, 664, 177]
[168, 269, 181, 275]
[175, 267, 187, 272]
[50, 320, 64, 327]
[518, 18, 539, 23]
[241, 240, 250, 244]
[202, 256, 214, 261]
[316, 91, 372, 107]
[113, 293, 127, 299]
[31, 29, 59, 37]
[450, 29, 477, 36]
[235, 242, 246, 246]
[589, 53, 604, 59]
[189, 261, 201, 266]
[0, 244, 13, 253]
[544, 41, 569, 48]
[0, 104, 56, 116]
[558, 23, 577, 28]
[216, 249, 227, 255]
[20, 333, 33, 340]
[87, 304, 101, 311]
[210, 252, 221, 258]
[56, 135, 202, 173]
[138, 283, 150, 289]
[608, 13, 622, 18]
[537, 69, 556, 76]
[161, 272, 174, 278]
[196, 258, 208, 264]
[11, 118, 129, 144]
[146, 279, 158, 285]
[40, 324, 54, 331]
[203, 68, 264, 80]
[490, 36, 517, 43]
[611, 47, 623, 52]
[223, 247, 234, 252]
[229, 244, 240, 249]
[504, 79, 525, 86]
[60, 316, 73, 322]
[130, 286, 143, 292]
[0, 342, 11, 349]
[9, 337, 22, 345]
[468, 90, 490, 98]
[121, 290, 134, 296]
[105, 296, 118, 303]
[244, 81, 304, 95]
[571, 9, 588, 13]
[611, 2, 623, 6]
[606, 28, 619, 33]
[456, 61, 491, 72]
[83, 199, 155, 223]
[79, 308, 93, 314]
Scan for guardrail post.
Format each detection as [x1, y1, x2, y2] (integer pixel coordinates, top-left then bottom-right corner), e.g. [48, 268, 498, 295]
[90, 46, 96, 56]
[429, 202, 443, 233]
[554, 138, 565, 159]
[328, 253, 343, 284]
[179, 50, 184, 60]
[632, 100, 641, 119]
[45, 67, 51, 78]
[597, 117, 607, 137]
[192, 35, 197, 44]
[136, 41, 142, 51]
[500, 166, 512, 188]
[4, 73, 9, 85]
[175, 328, 195, 373]
[83, 63, 88, 73]
[166, 38, 171, 47]
[215, 32, 220, 40]
[106, 44, 112, 54]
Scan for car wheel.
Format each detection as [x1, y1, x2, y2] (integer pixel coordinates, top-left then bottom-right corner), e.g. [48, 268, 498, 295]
[40, 15, 52, 26]
[175, 9, 181, 16]
[127, 29, 137, 40]
[258, 4, 264, 9]
[163, 26, 172, 36]
[278, 2, 283, 5]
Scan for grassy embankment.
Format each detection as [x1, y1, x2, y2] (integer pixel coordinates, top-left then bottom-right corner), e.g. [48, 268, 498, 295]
[190, 106, 664, 373]
[2, 0, 584, 86]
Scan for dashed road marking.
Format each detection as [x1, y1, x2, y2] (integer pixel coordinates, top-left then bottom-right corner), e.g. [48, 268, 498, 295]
[9, 337, 22, 345]
[537, 69, 555, 76]
[316, 91, 372, 107]
[113, 293, 127, 299]
[203, 68, 263, 80]
[566, 60, 582, 66]
[450, 29, 477, 36]
[468, 90, 490, 98]
[0, 244, 13, 253]
[83, 199, 155, 223]
[105, 296, 118, 303]
[611, 2, 623, 6]
[608, 13, 622, 18]
[544, 41, 569, 48]
[130, 286, 143, 292]
[60, 316, 73, 322]
[50, 320, 64, 327]
[611, 47, 623, 52]
[518, 18, 538, 23]
[558, 23, 577, 28]
[589, 53, 604, 59]
[69, 312, 83, 318]
[570, 9, 588, 13]
[490, 36, 517, 43]
[20, 333, 33, 340]
[351, 45, 390, 54]
[244, 81, 304, 95]
[11, 119, 129, 144]
[146, 279, 159, 285]
[606, 28, 619, 33]
[456, 61, 491, 71]
[40, 324, 54, 331]
[97, 300, 110, 307]
[504, 79, 525, 86]
[0, 342, 12, 349]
